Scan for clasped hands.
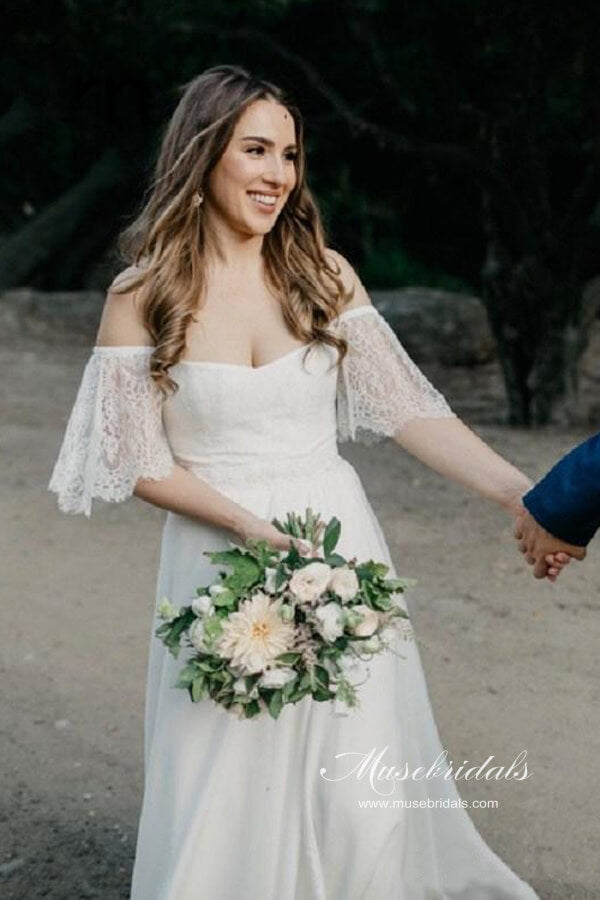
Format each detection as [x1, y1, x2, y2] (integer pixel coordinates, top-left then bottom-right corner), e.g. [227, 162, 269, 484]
[513, 508, 586, 583]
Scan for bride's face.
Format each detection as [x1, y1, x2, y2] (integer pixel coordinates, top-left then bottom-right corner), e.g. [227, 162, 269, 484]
[206, 98, 298, 236]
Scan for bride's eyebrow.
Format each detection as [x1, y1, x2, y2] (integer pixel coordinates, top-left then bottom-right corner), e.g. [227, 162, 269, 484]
[240, 136, 298, 151]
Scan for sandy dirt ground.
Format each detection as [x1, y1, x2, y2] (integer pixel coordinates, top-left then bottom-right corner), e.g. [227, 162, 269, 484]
[1, 334, 599, 899]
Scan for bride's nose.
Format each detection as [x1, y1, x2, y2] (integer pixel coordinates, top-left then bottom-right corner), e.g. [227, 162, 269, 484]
[262, 155, 286, 184]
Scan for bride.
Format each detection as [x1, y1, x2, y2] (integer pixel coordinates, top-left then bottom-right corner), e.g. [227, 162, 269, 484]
[48, 65, 564, 898]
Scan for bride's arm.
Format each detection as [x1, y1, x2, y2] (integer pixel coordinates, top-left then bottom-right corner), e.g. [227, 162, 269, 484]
[132, 463, 266, 543]
[390, 418, 568, 581]
[392, 416, 533, 516]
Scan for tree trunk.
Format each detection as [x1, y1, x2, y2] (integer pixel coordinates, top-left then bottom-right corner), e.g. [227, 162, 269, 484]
[481, 242, 597, 425]
[0, 148, 131, 290]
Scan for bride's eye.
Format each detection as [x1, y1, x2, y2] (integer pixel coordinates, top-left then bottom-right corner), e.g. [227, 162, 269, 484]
[247, 147, 298, 162]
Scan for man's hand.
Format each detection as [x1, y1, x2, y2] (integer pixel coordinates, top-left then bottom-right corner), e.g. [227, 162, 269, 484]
[514, 509, 586, 581]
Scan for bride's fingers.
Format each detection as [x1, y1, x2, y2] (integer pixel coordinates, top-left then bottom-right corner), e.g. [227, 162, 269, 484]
[291, 537, 311, 554]
[545, 553, 571, 570]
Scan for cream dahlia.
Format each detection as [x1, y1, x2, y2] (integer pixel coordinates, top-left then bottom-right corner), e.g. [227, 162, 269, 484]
[215, 591, 296, 675]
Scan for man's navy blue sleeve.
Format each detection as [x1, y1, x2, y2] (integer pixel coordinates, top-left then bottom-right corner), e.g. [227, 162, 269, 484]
[522, 432, 600, 547]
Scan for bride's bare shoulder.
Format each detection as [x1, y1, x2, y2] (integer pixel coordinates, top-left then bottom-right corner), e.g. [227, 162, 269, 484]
[324, 248, 372, 313]
[95, 264, 153, 347]
[108, 263, 147, 293]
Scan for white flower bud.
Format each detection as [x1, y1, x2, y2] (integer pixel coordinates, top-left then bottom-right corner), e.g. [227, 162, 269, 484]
[191, 594, 213, 617]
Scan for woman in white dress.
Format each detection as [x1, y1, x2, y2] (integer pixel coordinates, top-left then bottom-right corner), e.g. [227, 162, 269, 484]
[48, 65, 565, 898]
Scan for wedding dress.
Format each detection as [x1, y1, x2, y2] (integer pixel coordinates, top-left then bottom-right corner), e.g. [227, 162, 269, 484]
[48, 304, 540, 899]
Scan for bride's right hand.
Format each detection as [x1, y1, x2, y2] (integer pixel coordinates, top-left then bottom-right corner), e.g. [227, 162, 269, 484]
[231, 511, 312, 555]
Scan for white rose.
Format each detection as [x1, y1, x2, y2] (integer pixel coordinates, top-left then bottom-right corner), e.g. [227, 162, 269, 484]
[191, 594, 213, 617]
[259, 667, 298, 689]
[314, 602, 345, 642]
[350, 604, 380, 637]
[288, 562, 332, 605]
[209, 584, 229, 598]
[328, 566, 359, 603]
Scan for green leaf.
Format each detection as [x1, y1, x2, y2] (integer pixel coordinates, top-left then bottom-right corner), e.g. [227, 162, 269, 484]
[357, 560, 389, 582]
[282, 542, 300, 567]
[174, 662, 199, 688]
[324, 553, 347, 567]
[313, 686, 332, 702]
[275, 565, 289, 589]
[244, 674, 261, 692]
[245, 700, 261, 718]
[268, 689, 284, 720]
[191, 675, 206, 702]
[314, 665, 330, 687]
[299, 671, 312, 690]
[288, 687, 307, 703]
[323, 517, 341, 557]
[204, 550, 262, 592]
[211, 588, 236, 607]
[372, 595, 393, 612]
[196, 657, 220, 672]
[203, 617, 224, 638]
[274, 651, 302, 665]
[282, 679, 297, 701]
[385, 577, 417, 591]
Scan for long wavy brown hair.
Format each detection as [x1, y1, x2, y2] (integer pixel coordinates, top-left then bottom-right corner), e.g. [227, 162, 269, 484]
[112, 64, 354, 398]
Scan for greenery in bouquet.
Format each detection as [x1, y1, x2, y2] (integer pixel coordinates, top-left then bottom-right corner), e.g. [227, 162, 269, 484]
[155, 508, 415, 721]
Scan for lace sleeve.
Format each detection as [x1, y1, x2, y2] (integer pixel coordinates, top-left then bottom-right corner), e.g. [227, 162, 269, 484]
[48, 346, 175, 517]
[333, 306, 456, 445]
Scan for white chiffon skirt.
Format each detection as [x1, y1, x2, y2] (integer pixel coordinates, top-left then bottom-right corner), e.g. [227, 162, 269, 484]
[130, 457, 539, 899]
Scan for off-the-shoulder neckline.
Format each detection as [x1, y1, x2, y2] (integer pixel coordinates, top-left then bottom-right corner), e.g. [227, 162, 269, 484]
[92, 303, 378, 357]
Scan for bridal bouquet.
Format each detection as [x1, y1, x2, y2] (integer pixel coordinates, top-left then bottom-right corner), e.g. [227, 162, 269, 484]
[155, 508, 415, 720]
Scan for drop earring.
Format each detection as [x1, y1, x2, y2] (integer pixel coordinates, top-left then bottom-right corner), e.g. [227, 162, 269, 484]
[192, 189, 204, 208]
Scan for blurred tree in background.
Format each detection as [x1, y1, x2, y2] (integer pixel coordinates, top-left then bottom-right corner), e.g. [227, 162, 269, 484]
[1, 0, 599, 424]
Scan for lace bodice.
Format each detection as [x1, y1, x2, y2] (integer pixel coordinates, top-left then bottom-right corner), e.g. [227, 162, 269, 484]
[48, 305, 455, 516]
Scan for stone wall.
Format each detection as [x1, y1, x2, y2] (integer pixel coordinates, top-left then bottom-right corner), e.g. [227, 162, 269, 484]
[0, 286, 497, 364]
